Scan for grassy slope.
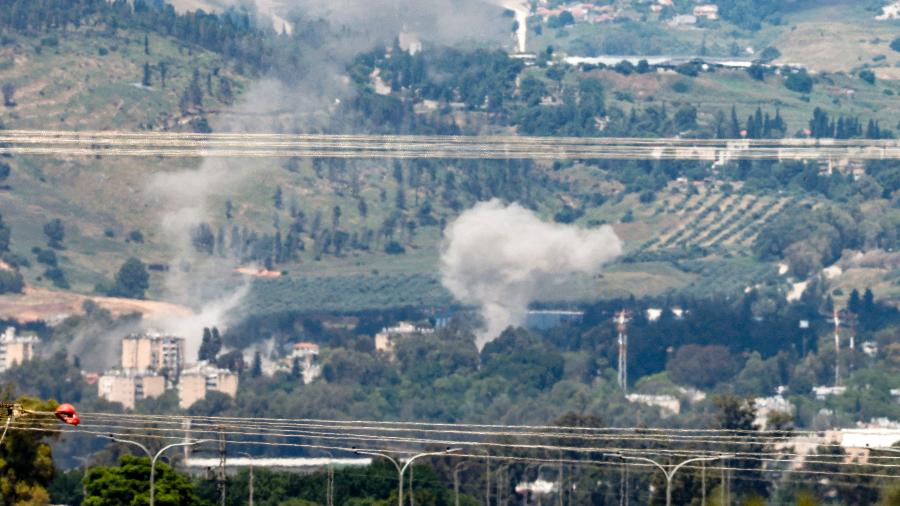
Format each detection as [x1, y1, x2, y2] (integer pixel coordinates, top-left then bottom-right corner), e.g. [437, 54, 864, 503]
[0, 27, 245, 293]
[0, 14, 896, 315]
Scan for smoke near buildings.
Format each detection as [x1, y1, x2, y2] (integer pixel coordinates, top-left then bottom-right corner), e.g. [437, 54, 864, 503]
[440, 200, 623, 350]
[139, 0, 514, 359]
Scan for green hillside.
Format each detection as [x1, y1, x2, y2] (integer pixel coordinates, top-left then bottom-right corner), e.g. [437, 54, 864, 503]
[1, 0, 900, 316]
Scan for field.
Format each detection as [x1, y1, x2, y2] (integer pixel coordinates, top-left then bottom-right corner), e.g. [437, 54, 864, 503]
[0, 10, 892, 319]
[0, 287, 191, 322]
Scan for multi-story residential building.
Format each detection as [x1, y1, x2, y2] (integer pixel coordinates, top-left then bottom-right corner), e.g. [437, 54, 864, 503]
[98, 370, 166, 410]
[178, 362, 239, 409]
[0, 327, 38, 372]
[121, 331, 185, 377]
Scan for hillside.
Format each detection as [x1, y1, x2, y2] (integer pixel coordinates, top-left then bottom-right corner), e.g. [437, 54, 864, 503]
[1, 0, 900, 320]
[530, 1, 900, 75]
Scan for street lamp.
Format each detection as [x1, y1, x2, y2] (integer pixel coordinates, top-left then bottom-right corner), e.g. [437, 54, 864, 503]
[105, 434, 210, 506]
[354, 447, 460, 506]
[605, 453, 732, 506]
[237, 452, 254, 506]
[321, 450, 335, 506]
[496, 463, 513, 506]
[453, 461, 477, 506]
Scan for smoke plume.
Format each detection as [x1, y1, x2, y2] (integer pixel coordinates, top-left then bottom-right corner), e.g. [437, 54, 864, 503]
[141, 0, 514, 360]
[440, 200, 623, 350]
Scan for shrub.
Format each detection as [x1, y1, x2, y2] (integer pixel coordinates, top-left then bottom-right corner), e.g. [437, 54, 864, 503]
[859, 69, 876, 85]
[785, 71, 813, 93]
[0, 270, 23, 294]
[671, 81, 690, 93]
[384, 241, 405, 255]
[890, 37, 900, 53]
[44, 267, 69, 289]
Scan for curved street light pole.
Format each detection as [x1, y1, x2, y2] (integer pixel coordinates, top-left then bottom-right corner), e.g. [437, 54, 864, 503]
[237, 452, 254, 506]
[605, 453, 732, 506]
[321, 450, 335, 506]
[454, 461, 477, 506]
[356, 448, 460, 506]
[106, 435, 210, 506]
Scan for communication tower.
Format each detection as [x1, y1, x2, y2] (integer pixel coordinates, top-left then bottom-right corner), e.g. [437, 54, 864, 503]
[615, 310, 631, 391]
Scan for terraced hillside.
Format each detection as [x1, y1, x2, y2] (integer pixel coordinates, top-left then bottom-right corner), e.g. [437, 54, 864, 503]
[641, 188, 814, 254]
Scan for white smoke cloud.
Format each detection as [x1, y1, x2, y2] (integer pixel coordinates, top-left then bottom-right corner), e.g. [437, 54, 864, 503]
[138, 0, 514, 360]
[440, 200, 623, 350]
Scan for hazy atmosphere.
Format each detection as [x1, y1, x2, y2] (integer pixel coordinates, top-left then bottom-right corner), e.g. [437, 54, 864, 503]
[2, 0, 900, 505]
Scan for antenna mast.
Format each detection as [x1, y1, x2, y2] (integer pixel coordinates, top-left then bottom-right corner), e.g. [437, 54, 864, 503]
[616, 309, 630, 391]
[833, 309, 841, 387]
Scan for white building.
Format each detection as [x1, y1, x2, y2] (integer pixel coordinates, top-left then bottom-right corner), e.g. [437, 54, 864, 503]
[289, 342, 322, 384]
[693, 4, 719, 20]
[98, 370, 166, 410]
[813, 385, 847, 400]
[178, 362, 239, 409]
[0, 327, 38, 372]
[374, 322, 434, 358]
[121, 331, 185, 378]
[626, 394, 680, 417]
[754, 395, 795, 429]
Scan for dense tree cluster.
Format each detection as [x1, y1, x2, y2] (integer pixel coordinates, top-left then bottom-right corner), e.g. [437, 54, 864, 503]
[716, 0, 813, 30]
[754, 205, 859, 276]
[0, 396, 60, 504]
[0, 0, 274, 70]
[83, 455, 203, 506]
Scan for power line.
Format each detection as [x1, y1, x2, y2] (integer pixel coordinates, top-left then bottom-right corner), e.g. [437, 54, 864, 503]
[2, 130, 899, 160]
[13, 419, 900, 471]
[10, 424, 898, 482]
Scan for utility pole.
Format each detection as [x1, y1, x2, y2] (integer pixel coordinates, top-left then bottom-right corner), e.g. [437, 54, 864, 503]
[615, 309, 630, 391]
[217, 428, 227, 506]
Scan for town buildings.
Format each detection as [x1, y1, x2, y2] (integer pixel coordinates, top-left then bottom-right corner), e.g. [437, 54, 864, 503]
[98, 330, 239, 410]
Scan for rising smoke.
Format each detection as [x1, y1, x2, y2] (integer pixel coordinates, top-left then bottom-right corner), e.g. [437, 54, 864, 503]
[141, 0, 511, 361]
[440, 200, 623, 350]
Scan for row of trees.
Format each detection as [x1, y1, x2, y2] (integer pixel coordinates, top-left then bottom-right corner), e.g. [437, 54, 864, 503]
[809, 107, 894, 139]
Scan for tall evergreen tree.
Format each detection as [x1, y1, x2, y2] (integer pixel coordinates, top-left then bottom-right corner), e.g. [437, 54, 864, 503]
[730, 105, 741, 138]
